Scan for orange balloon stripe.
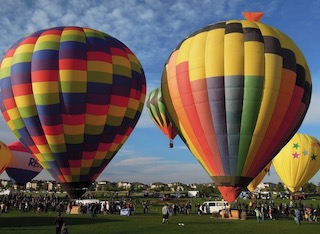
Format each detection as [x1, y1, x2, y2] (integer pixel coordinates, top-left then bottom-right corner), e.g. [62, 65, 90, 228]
[174, 62, 221, 176]
[87, 51, 112, 63]
[12, 83, 32, 96]
[167, 54, 211, 173]
[32, 135, 52, 145]
[245, 70, 296, 176]
[62, 114, 86, 125]
[32, 70, 59, 82]
[59, 59, 87, 70]
[87, 103, 109, 115]
[191, 80, 224, 174]
[41, 125, 64, 135]
[249, 86, 305, 177]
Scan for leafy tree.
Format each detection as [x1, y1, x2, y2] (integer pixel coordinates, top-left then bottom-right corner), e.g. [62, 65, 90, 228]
[275, 182, 285, 193]
[302, 182, 317, 193]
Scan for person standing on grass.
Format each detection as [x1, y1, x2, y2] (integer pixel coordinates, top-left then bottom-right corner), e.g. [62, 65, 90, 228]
[254, 206, 261, 223]
[54, 213, 64, 234]
[294, 208, 301, 225]
[162, 203, 169, 224]
[61, 222, 69, 234]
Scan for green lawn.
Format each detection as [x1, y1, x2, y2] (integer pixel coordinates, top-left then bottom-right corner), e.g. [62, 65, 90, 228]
[0, 206, 319, 234]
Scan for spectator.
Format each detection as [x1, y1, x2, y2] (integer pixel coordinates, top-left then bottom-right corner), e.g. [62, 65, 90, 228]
[162, 204, 169, 224]
[54, 213, 64, 234]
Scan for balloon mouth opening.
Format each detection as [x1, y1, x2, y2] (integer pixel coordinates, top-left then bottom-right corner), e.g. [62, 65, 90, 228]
[218, 186, 243, 202]
[60, 181, 93, 199]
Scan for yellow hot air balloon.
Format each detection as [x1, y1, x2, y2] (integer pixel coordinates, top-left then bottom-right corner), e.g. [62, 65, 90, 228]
[272, 133, 320, 192]
[0, 141, 11, 175]
[247, 162, 271, 192]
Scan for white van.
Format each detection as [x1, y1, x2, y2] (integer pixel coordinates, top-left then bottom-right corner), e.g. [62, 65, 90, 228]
[200, 201, 228, 214]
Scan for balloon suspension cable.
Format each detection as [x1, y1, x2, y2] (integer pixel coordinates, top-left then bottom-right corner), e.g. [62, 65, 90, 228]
[169, 139, 173, 148]
[242, 12, 264, 22]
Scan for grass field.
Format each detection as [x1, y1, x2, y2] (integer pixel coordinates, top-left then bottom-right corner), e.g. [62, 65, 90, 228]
[0, 203, 319, 234]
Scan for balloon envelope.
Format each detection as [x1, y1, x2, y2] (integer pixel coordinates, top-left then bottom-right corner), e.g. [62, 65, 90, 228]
[272, 133, 320, 192]
[161, 13, 312, 201]
[146, 87, 177, 147]
[0, 26, 146, 198]
[6, 141, 43, 186]
[247, 162, 271, 192]
[0, 141, 11, 175]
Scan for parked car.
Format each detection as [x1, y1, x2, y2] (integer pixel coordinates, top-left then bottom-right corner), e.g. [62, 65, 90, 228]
[200, 201, 228, 214]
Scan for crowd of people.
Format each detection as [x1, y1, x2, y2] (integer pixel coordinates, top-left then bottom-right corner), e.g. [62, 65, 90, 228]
[0, 191, 319, 230]
[245, 199, 319, 224]
[0, 192, 68, 214]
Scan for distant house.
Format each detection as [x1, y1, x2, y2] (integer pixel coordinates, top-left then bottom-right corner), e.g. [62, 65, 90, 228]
[168, 182, 185, 191]
[0, 179, 10, 188]
[130, 182, 146, 190]
[187, 183, 198, 190]
[150, 182, 165, 190]
[117, 181, 131, 190]
[256, 182, 277, 190]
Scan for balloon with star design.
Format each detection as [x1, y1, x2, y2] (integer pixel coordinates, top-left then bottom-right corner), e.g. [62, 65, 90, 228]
[272, 133, 320, 192]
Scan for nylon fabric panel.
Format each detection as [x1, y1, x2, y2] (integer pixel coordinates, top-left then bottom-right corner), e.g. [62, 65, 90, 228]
[163, 51, 215, 175]
[242, 52, 283, 175]
[245, 23, 311, 177]
[205, 28, 225, 77]
[189, 30, 224, 174]
[180, 34, 223, 175]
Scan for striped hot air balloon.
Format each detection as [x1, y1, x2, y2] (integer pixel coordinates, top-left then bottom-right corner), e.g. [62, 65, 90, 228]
[146, 87, 177, 148]
[0, 26, 146, 198]
[161, 12, 312, 201]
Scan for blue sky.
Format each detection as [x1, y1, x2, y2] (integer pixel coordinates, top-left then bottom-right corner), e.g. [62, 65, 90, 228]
[0, 0, 319, 185]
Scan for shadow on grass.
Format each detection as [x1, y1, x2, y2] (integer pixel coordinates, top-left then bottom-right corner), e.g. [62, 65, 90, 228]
[0, 216, 121, 228]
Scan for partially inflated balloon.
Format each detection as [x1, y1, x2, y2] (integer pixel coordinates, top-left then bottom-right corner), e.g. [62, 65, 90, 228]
[0, 141, 11, 175]
[272, 133, 320, 192]
[161, 12, 312, 201]
[247, 162, 271, 192]
[0, 26, 146, 198]
[146, 87, 177, 147]
[6, 141, 43, 186]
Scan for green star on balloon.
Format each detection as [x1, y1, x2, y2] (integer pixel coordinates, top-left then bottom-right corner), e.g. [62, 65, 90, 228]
[293, 143, 300, 149]
[311, 154, 317, 160]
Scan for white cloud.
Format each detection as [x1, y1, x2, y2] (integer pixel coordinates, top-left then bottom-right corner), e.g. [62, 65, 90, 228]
[303, 90, 320, 125]
[99, 154, 210, 184]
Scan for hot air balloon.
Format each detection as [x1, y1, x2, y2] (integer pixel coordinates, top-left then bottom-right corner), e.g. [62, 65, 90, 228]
[247, 162, 271, 192]
[272, 133, 320, 193]
[5, 141, 43, 186]
[0, 141, 11, 175]
[161, 12, 312, 201]
[0, 26, 146, 198]
[146, 87, 178, 148]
